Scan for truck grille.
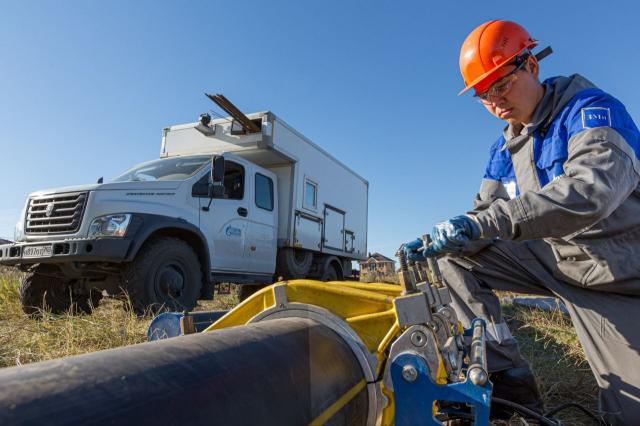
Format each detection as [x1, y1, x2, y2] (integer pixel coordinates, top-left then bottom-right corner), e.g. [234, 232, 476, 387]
[25, 192, 88, 234]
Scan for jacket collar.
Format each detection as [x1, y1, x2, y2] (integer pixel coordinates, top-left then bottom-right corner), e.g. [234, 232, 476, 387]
[502, 74, 597, 145]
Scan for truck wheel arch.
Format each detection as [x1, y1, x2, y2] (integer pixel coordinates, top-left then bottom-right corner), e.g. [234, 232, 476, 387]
[124, 214, 210, 284]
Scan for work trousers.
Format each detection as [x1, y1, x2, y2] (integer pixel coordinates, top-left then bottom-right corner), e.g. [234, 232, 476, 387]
[438, 239, 640, 425]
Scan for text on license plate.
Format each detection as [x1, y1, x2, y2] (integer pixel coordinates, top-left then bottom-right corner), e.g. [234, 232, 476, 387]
[22, 245, 53, 258]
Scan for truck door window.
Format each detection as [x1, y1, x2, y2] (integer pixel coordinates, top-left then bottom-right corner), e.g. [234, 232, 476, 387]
[255, 173, 274, 211]
[223, 162, 245, 200]
[304, 178, 317, 210]
[191, 160, 244, 199]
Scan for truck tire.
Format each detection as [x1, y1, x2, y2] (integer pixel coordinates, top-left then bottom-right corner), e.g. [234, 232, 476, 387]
[19, 273, 101, 317]
[276, 248, 313, 279]
[122, 237, 202, 315]
[320, 264, 339, 281]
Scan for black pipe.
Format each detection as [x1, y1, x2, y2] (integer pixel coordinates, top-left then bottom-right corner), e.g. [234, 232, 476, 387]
[0, 318, 368, 426]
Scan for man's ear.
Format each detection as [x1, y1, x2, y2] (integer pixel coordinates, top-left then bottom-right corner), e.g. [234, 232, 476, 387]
[527, 56, 540, 78]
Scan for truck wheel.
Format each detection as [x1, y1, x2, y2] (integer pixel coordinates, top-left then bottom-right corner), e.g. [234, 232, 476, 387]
[20, 273, 71, 316]
[123, 237, 202, 315]
[19, 274, 100, 317]
[276, 248, 312, 279]
[320, 264, 339, 281]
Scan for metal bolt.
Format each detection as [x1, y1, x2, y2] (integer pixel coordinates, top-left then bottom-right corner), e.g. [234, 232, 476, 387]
[397, 248, 409, 272]
[410, 331, 427, 347]
[402, 365, 418, 382]
[447, 351, 458, 370]
[468, 367, 488, 386]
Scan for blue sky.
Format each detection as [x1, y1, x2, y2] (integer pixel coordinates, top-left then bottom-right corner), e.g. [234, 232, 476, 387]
[1, 1, 639, 261]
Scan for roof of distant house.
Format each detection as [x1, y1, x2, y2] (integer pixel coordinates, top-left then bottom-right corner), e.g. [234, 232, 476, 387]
[360, 252, 395, 263]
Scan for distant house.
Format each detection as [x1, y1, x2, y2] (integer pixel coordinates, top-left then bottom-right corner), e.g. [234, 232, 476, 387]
[0, 238, 11, 245]
[359, 252, 396, 275]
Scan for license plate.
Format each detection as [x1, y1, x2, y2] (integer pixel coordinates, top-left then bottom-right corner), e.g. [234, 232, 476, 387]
[22, 245, 53, 258]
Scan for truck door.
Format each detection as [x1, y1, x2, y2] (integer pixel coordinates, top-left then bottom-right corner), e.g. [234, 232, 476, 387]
[246, 170, 277, 274]
[197, 160, 249, 271]
[323, 205, 345, 252]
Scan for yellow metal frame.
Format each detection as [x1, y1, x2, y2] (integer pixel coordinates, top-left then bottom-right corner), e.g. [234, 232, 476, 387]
[204, 280, 448, 425]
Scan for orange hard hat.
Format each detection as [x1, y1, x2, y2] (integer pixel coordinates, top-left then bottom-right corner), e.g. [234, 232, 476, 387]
[458, 20, 538, 96]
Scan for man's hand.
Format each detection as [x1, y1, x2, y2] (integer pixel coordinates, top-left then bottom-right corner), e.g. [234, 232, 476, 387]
[423, 215, 481, 257]
[402, 238, 426, 262]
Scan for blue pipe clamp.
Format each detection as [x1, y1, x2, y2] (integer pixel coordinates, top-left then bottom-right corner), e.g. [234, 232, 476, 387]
[391, 318, 492, 426]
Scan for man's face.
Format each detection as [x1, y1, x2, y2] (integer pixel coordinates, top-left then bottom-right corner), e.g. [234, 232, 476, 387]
[479, 57, 541, 126]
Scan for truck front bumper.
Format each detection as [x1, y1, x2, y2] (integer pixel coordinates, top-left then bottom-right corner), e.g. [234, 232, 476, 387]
[0, 238, 131, 266]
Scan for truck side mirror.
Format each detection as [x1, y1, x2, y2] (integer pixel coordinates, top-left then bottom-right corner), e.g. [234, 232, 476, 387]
[205, 155, 226, 203]
[208, 184, 225, 198]
[211, 156, 225, 183]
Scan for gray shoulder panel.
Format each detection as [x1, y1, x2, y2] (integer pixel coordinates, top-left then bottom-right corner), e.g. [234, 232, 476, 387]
[569, 126, 640, 177]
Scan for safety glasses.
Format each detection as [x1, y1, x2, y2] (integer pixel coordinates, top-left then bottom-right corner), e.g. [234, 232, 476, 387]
[475, 54, 529, 104]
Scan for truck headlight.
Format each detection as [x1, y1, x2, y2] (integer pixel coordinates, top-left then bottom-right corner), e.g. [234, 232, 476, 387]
[14, 200, 28, 242]
[88, 214, 132, 238]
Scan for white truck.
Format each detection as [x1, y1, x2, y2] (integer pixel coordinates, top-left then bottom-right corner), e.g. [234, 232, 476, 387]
[0, 96, 368, 314]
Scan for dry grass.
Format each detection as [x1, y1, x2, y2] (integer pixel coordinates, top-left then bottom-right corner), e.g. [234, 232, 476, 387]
[501, 299, 599, 425]
[0, 267, 598, 423]
[360, 271, 399, 284]
[0, 266, 236, 368]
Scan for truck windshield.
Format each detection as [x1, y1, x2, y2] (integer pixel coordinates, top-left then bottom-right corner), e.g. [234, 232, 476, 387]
[113, 156, 211, 182]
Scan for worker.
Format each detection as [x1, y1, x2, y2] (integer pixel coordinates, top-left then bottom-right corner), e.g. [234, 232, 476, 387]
[404, 20, 640, 424]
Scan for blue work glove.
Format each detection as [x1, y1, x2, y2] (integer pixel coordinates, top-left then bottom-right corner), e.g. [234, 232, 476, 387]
[423, 215, 481, 257]
[403, 238, 426, 262]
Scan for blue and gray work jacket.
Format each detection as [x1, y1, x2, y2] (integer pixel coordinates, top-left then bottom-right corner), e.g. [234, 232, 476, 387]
[470, 74, 640, 292]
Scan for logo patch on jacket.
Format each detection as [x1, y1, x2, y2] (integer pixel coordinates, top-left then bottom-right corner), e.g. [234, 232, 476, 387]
[581, 107, 611, 129]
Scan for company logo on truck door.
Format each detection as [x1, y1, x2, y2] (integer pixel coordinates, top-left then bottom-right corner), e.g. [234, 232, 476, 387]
[225, 226, 242, 237]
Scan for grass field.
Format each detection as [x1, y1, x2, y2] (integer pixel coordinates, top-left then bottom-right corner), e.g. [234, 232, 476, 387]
[0, 266, 238, 367]
[0, 266, 599, 424]
[501, 302, 599, 424]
